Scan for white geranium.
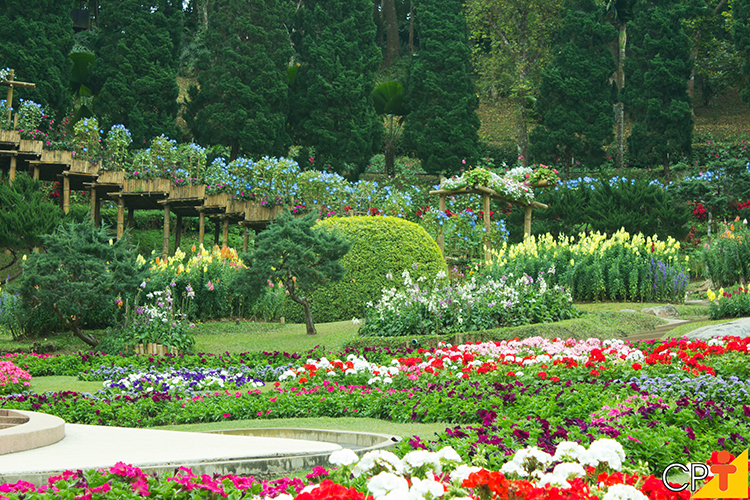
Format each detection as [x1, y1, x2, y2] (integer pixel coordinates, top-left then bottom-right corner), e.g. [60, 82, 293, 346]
[368, 472, 410, 498]
[537, 473, 571, 489]
[553, 441, 588, 463]
[352, 450, 403, 477]
[552, 462, 586, 480]
[451, 464, 482, 483]
[403, 450, 442, 474]
[329, 448, 359, 467]
[584, 439, 626, 471]
[602, 484, 649, 500]
[436, 446, 462, 463]
[410, 477, 446, 499]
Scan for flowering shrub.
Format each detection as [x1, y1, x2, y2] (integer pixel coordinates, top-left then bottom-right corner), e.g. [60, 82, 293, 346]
[118, 285, 196, 353]
[144, 245, 246, 320]
[99, 366, 264, 397]
[442, 168, 535, 205]
[359, 269, 580, 337]
[16, 100, 46, 140]
[488, 229, 689, 302]
[418, 206, 508, 260]
[203, 156, 299, 204]
[73, 117, 102, 163]
[103, 124, 132, 168]
[0, 360, 31, 395]
[702, 217, 750, 288]
[706, 281, 750, 319]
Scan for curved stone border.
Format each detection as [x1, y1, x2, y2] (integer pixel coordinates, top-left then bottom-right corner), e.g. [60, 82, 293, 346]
[0, 410, 65, 455]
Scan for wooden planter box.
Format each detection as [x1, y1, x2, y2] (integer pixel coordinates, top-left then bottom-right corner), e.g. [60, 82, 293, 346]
[122, 178, 171, 194]
[226, 199, 247, 215]
[0, 130, 20, 144]
[69, 159, 99, 175]
[39, 150, 73, 165]
[170, 184, 206, 200]
[129, 343, 180, 356]
[96, 170, 125, 185]
[19, 140, 43, 155]
[246, 201, 283, 222]
[205, 192, 231, 208]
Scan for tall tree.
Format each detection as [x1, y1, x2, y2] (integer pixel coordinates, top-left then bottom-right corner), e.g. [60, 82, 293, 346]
[0, 0, 74, 120]
[466, 0, 561, 166]
[623, 0, 693, 180]
[735, 0, 750, 104]
[604, 0, 636, 170]
[403, 0, 480, 175]
[184, 0, 293, 160]
[530, 0, 616, 176]
[289, 0, 382, 175]
[92, 0, 182, 145]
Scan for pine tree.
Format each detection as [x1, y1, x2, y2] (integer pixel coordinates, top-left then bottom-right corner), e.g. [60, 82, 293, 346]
[184, 0, 294, 160]
[403, 0, 480, 176]
[530, 0, 616, 176]
[289, 0, 382, 175]
[0, 0, 74, 119]
[735, 0, 750, 104]
[92, 0, 182, 145]
[622, 0, 693, 180]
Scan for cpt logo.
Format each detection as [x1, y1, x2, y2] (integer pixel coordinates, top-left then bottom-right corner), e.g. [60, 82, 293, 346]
[661, 449, 748, 498]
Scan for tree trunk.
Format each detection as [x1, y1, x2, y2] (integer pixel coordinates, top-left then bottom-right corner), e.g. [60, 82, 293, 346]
[515, 96, 529, 167]
[383, 0, 399, 67]
[614, 23, 626, 170]
[52, 303, 99, 347]
[409, 1, 414, 54]
[287, 286, 317, 335]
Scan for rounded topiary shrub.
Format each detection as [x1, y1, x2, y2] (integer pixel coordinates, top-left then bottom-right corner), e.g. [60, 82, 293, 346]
[281, 216, 446, 323]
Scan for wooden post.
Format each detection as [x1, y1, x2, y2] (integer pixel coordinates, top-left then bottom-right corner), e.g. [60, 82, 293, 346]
[116, 196, 125, 239]
[94, 195, 101, 228]
[63, 175, 70, 214]
[89, 187, 97, 222]
[127, 207, 134, 229]
[9, 155, 15, 183]
[483, 193, 491, 264]
[5, 70, 12, 124]
[524, 206, 533, 238]
[198, 211, 205, 248]
[243, 225, 249, 253]
[213, 219, 220, 245]
[33, 164, 39, 181]
[175, 214, 183, 250]
[162, 204, 170, 260]
[438, 194, 446, 256]
[222, 217, 229, 248]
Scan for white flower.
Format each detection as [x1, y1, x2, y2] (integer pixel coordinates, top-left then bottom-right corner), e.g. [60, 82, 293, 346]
[451, 464, 482, 483]
[410, 477, 445, 498]
[553, 441, 588, 463]
[583, 439, 625, 471]
[353, 450, 403, 477]
[601, 484, 649, 500]
[329, 448, 359, 467]
[352, 317, 361, 325]
[537, 473, 571, 489]
[368, 472, 410, 498]
[436, 446, 462, 463]
[403, 450, 442, 474]
[552, 462, 586, 480]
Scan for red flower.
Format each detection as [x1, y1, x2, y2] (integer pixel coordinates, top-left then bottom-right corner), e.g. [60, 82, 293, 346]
[632, 363, 643, 370]
[538, 372, 548, 379]
[550, 376, 560, 382]
[590, 369, 600, 377]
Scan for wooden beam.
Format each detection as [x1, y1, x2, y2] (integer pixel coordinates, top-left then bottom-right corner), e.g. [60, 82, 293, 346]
[89, 187, 97, 222]
[116, 197, 124, 239]
[483, 193, 491, 264]
[175, 214, 182, 250]
[9, 155, 15, 183]
[524, 206, 533, 238]
[162, 204, 170, 260]
[2, 70, 36, 124]
[63, 175, 70, 214]
[222, 217, 229, 248]
[198, 211, 205, 248]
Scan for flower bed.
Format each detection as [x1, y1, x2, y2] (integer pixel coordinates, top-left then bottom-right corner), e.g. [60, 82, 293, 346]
[2, 337, 749, 475]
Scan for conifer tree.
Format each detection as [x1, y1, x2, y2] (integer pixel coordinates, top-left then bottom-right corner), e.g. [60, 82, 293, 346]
[403, 0, 480, 175]
[92, 0, 182, 145]
[289, 0, 382, 175]
[0, 0, 74, 119]
[735, 0, 750, 104]
[184, 0, 294, 160]
[530, 0, 616, 176]
[622, 0, 693, 180]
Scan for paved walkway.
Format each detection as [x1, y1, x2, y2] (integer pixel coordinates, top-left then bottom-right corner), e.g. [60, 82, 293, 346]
[0, 424, 341, 485]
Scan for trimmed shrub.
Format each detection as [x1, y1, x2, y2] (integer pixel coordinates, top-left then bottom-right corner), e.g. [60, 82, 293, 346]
[280, 216, 446, 323]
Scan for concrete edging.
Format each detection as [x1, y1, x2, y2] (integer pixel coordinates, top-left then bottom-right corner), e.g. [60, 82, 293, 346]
[0, 410, 65, 456]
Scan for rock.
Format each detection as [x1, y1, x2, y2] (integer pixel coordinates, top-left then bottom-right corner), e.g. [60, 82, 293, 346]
[684, 318, 750, 339]
[641, 305, 680, 319]
[620, 309, 638, 313]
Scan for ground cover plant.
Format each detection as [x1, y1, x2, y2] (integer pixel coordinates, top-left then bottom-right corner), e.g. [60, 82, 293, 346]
[2, 335, 748, 479]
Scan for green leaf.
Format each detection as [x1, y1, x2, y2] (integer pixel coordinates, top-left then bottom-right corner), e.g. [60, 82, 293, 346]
[371, 81, 407, 116]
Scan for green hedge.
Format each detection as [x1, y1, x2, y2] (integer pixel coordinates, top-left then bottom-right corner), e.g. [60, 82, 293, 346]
[282, 216, 447, 323]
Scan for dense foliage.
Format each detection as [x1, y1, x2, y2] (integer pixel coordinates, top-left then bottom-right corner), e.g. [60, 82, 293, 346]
[0, 174, 64, 249]
[404, 0, 480, 175]
[184, 0, 293, 159]
[92, 0, 182, 145]
[0, 0, 74, 120]
[291, 216, 447, 323]
[288, 0, 382, 175]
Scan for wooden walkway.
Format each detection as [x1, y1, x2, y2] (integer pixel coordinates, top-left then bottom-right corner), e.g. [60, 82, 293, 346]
[0, 131, 282, 258]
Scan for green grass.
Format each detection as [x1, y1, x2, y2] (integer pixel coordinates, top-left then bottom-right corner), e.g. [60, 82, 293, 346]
[575, 301, 710, 320]
[30, 376, 103, 394]
[665, 319, 728, 338]
[193, 319, 361, 354]
[154, 416, 450, 443]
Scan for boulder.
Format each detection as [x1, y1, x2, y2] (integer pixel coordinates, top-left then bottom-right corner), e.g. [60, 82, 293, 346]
[641, 305, 680, 319]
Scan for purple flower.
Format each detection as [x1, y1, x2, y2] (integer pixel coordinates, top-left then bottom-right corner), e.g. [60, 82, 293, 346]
[512, 429, 530, 442]
[685, 426, 696, 440]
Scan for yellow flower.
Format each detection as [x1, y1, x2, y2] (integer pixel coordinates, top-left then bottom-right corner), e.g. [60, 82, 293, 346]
[707, 289, 716, 301]
[22, 254, 27, 261]
[570, 259, 575, 266]
[108, 239, 113, 246]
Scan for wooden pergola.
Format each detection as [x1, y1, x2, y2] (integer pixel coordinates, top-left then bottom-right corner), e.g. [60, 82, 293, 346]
[429, 184, 548, 264]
